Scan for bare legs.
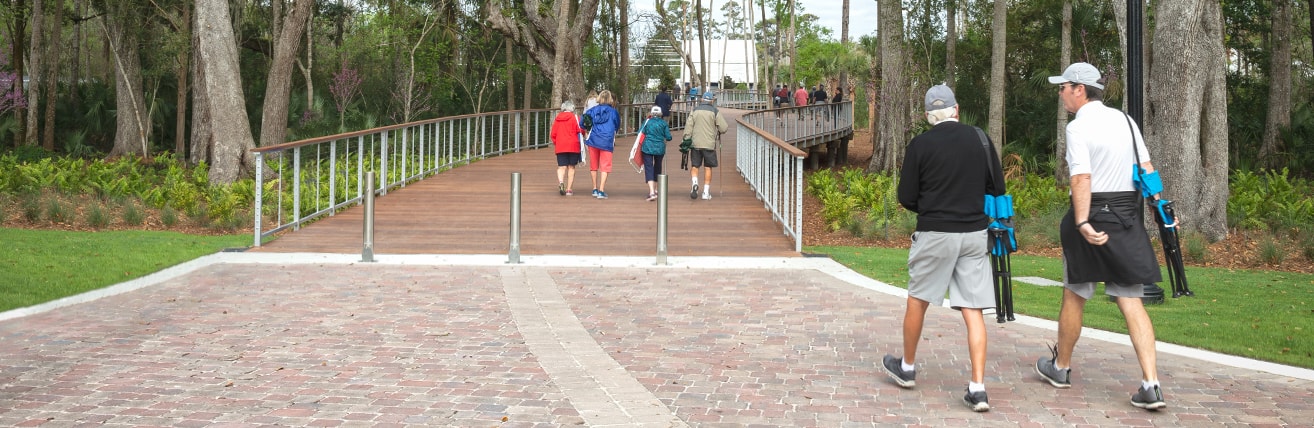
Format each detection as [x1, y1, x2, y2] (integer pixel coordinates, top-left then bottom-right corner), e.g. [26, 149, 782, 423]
[1054, 288, 1159, 383]
[900, 297, 987, 385]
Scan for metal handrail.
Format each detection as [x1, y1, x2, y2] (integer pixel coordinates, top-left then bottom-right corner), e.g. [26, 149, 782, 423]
[735, 101, 854, 252]
[631, 89, 771, 110]
[250, 102, 695, 247]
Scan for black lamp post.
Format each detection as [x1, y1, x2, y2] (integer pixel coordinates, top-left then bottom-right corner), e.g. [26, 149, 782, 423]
[1126, 0, 1165, 305]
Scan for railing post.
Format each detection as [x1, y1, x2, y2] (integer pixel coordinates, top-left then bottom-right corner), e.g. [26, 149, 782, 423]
[508, 172, 522, 264]
[362, 172, 376, 262]
[254, 152, 263, 247]
[657, 174, 668, 265]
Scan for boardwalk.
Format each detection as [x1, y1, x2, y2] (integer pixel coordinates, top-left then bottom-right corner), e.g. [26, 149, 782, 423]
[253, 108, 799, 257]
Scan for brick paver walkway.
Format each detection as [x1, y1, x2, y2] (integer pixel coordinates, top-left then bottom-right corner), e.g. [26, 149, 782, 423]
[3, 253, 1312, 427]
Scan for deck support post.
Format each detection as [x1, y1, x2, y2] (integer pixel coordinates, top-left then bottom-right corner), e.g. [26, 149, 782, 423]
[657, 174, 669, 265]
[361, 172, 376, 262]
[508, 172, 522, 264]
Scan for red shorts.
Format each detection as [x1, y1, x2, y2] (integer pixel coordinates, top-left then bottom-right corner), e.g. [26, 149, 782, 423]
[588, 147, 613, 173]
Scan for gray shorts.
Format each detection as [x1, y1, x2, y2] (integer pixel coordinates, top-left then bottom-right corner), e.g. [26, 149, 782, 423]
[907, 230, 994, 310]
[1061, 255, 1148, 299]
[691, 148, 718, 168]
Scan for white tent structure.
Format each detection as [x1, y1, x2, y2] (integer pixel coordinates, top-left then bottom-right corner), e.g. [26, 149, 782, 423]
[679, 39, 759, 91]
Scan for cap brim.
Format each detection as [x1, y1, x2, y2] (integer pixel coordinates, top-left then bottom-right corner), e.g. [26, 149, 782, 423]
[1047, 76, 1069, 85]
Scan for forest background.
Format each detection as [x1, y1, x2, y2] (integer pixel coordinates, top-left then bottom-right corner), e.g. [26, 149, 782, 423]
[1, 0, 1312, 258]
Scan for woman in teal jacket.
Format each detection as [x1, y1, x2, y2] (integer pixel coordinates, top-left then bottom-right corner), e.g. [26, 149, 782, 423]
[639, 105, 673, 201]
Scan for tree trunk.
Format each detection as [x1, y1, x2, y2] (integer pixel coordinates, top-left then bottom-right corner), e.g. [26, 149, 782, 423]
[1258, 0, 1291, 169]
[174, 6, 191, 158]
[987, 0, 1006, 159]
[839, 0, 848, 95]
[696, 0, 708, 87]
[506, 41, 514, 111]
[946, 0, 956, 89]
[868, 0, 905, 173]
[10, 0, 27, 148]
[103, 13, 150, 157]
[258, 0, 314, 147]
[487, 0, 600, 109]
[298, 8, 315, 117]
[41, 0, 62, 151]
[1055, 0, 1071, 185]
[189, 11, 210, 166]
[619, 0, 629, 103]
[656, 0, 702, 90]
[788, 0, 796, 86]
[196, 0, 257, 184]
[25, 0, 44, 147]
[73, 0, 84, 113]
[1147, 0, 1229, 241]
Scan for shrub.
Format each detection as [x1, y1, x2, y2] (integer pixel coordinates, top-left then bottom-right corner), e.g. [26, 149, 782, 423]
[21, 195, 41, 222]
[122, 202, 145, 226]
[1258, 237, 1286, 265]
[1183, 231, 1209, 263]
[1302, 233, 1314, 262]
[161, 207, 178, 227]
[45, 197, 72, 224]
[85, 203, 110, 229]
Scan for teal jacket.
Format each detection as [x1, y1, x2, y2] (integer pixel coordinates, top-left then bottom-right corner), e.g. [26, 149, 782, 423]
[639, 117, 673, 155]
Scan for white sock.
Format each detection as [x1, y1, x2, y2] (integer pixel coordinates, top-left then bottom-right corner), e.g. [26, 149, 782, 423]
[691, 177, 698, 186]
[968, 382, 985, 393]
[702, 184, 710, 194]
[1142, 379, 1159, 390]
[901, 360, 915, 372]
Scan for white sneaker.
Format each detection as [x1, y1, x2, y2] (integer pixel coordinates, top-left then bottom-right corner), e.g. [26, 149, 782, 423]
[701, 192, 711, 200]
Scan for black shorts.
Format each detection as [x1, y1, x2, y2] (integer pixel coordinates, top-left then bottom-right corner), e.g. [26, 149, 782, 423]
[556, 153, 581, 167]
[691, 149, 718, 168]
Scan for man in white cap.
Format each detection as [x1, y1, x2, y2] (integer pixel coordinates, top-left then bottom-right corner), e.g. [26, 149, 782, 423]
[1034, 62, 1168, 411]
[882, 84, 1006, 412]
[685, 91, 727, 199]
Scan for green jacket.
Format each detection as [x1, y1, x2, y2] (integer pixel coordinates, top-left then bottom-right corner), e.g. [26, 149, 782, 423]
[686, 102, 728, 150]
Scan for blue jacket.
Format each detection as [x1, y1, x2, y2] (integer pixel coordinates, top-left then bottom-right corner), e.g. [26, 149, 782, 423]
[639, 117, 672, 156]
[582, 104, 619, 152]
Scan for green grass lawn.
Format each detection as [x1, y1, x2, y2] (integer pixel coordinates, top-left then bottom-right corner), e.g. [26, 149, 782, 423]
[809, 245, 1314, 370]
[0, 228, 250, 313]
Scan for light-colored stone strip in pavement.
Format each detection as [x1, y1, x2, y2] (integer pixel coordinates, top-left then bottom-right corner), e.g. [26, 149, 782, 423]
[1016, 276, 1063, 286]
[500, 266, 688, 428]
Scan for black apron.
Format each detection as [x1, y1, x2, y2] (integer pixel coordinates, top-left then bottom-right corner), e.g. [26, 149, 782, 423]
[1061, 191, 1163, 284]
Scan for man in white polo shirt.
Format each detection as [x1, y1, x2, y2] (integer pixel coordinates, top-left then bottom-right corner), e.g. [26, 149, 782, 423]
[1034, 62, 1168, 411]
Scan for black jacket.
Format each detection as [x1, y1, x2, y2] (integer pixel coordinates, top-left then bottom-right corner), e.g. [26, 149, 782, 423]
[897, 121, 1007, 232]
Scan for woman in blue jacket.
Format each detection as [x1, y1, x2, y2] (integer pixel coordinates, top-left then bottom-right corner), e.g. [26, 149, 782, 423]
[582, 90, 620, 199]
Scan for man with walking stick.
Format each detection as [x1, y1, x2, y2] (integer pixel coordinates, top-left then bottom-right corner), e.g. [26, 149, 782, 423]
[685, 91, 727, 200]
[1034, 62, 1169, 411]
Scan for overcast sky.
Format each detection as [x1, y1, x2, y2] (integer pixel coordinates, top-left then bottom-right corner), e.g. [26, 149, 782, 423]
[632, 1, 878, 42]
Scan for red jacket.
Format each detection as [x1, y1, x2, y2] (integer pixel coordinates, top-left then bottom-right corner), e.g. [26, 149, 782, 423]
[550, 111, 584, 154]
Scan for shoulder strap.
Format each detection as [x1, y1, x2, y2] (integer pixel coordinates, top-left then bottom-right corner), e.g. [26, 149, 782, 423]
[973, 126, 999, 188]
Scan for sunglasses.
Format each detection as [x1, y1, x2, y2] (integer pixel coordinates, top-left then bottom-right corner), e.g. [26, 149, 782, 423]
[1058, 83, 1081, 92]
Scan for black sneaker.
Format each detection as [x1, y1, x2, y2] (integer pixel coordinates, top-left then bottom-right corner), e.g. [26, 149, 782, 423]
[1036, 345, 1072, 388]
[1131, 385, 1166, 410]
[691, 184, 699, 199]
[881, 355, 915, 388]
[962, 389, 990, 412]
[559, 183, 566, 196]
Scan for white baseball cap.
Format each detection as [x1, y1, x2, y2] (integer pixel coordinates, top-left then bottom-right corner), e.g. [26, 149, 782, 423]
[1048, 62, 1105, 90]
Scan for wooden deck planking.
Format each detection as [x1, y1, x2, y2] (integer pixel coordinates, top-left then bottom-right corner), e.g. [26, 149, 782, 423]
[252, 108, 800, 257]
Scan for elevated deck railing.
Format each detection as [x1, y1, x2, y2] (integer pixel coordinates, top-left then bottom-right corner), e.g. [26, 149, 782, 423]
[735, 101, 854, 252]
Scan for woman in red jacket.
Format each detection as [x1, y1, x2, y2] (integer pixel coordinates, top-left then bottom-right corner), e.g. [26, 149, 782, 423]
[550, 100, 586, 196]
